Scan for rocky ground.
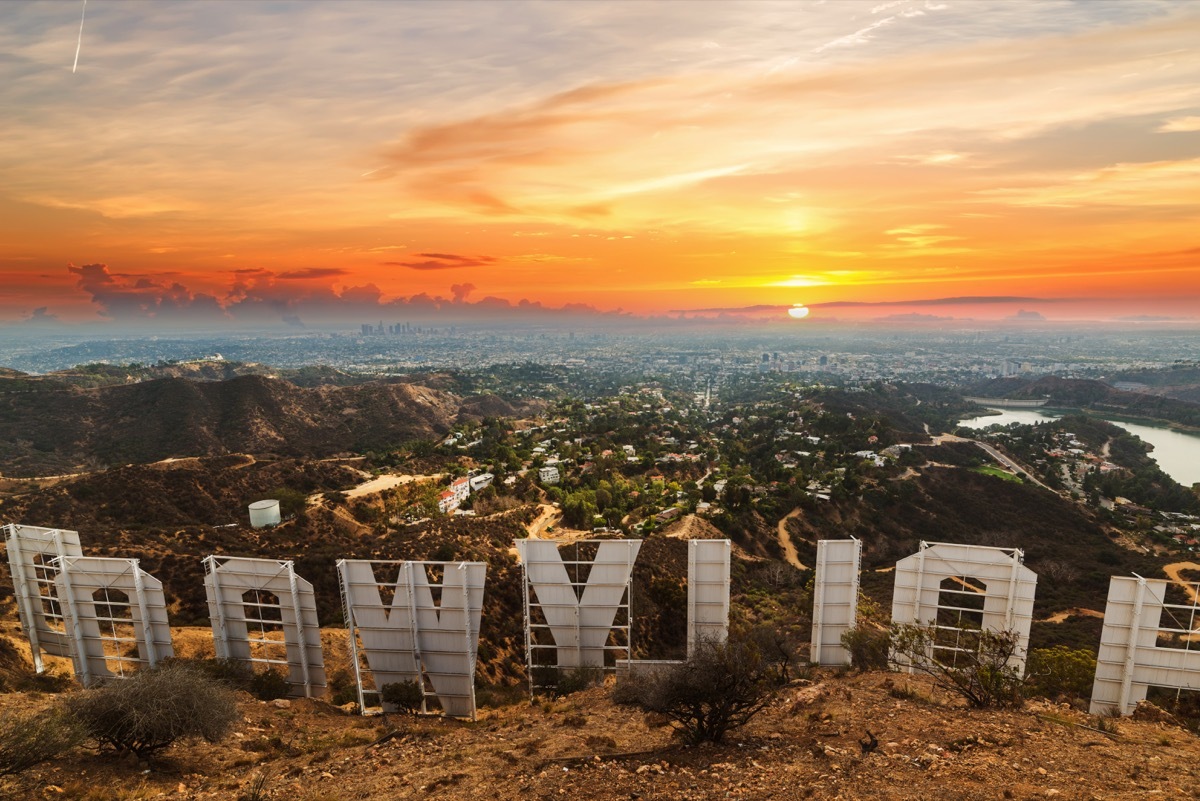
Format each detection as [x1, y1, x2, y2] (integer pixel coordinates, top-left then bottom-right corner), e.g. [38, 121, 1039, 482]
[5, 666, 1200, 801]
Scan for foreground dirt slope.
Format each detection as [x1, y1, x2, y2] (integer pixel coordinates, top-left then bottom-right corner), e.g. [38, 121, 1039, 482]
[5, 670, 1200, 800]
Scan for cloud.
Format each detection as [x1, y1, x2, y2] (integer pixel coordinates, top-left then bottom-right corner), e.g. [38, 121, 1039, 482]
[1006, 309, 1046, 321]
[68, 263, 226, 321]
[1158, 116, 1200, 133]
[21, 306, 58, 325]
[450, 283, 476, 303]
[276, 267, 350, 280]
[385, 253, 497, 271]
[60, 262, 637, 328]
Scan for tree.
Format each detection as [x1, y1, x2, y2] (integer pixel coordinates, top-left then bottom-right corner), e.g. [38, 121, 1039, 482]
[888, 623, 1025, 708]
[622, 637, 774, 744]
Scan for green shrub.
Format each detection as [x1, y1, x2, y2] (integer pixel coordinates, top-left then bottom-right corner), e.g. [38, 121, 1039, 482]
[0, 708, 85, 775]
[327, 668, 359, 708]
[1026, 645, 1097, 701]
[248, 669, 292, 701]
[66, 663, 238, 757]
[530, 665, 603, 699]
[173, 658, 291, 701]
[380, 680, 424, 714]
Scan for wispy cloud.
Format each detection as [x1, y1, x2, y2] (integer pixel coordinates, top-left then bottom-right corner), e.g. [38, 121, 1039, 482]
[276, 267, 349, 280]
[1158, 115, 1200, 133]
[385, 253, 498, 271]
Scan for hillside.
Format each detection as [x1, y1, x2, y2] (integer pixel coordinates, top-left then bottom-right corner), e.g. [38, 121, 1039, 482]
[0, 456, 731, 683]
[3, 669, 1200, 800]
[0, 447, 1166, 678]
[773, 448, 1168, 653]
[1106, 364, 1200, 405]
[0, 374, 529, 477]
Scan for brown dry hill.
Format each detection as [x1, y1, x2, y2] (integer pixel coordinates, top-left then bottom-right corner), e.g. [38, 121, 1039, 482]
[0, 374, 528, 477]
[4, 668, 1200, 800]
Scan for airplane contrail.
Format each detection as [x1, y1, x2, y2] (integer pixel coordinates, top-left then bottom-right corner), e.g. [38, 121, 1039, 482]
[72, 0, 87, 74]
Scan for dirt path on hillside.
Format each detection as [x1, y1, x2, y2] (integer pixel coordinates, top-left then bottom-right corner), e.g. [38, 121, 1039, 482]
[1040, 608, 1105, 624]
[526, 504, 560, 538]
[344, 472, 445, 499]
[777, 507, 808, 570]
[1164, 562, 1200, 605]
[665, 514, 704, 540]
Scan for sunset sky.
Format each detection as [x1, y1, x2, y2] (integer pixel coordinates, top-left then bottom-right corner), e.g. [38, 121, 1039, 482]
[2, 0, 1198, 326]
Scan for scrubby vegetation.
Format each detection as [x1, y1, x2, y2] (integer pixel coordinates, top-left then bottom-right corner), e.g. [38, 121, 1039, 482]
[619, 637, 774, 744]
[65, 663, 238, 757]
[0, 708, 84, 776]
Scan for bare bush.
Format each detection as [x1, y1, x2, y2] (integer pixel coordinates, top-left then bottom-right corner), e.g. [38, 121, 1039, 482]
[66, 662, 238, 757]
[623, 638, 773, 744]
[0, 708, 85, 775]
[889, 623, 1024, 709]
[750, 623, 805, 683]
[840, 626, 890, 671]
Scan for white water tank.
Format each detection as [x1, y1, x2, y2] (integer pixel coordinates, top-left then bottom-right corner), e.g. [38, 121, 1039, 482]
[248, 499, 281, 528]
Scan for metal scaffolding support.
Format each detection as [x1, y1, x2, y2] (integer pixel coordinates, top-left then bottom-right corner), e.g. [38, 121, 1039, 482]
[891, 541, 1038, 676]
[686, 539, 731, 656]
[52, 556, 173, 686]
[516, 539, 640, 697]
[202, 555, 326, 698]
[3, 523, 83, 672]
[337, 559, 486, 720]
[810, 538, 862, 666]
[1089, 574, 1200, 716]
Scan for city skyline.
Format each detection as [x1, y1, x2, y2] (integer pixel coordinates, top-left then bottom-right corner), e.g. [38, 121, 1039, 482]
[2, 0, 1198, 327]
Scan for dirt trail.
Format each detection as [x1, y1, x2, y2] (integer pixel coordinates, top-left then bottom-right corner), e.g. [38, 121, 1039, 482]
[776, 507, 808, 570]
[1164, 562, 1200, 605]
[344, 472, 445, 499]
[526, 503, 560, 538]
[665, 514, 704, 540]
[1040, 608, 1105, 624]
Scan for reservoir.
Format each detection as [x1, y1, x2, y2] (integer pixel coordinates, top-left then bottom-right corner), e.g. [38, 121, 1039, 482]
[958, 408, 1200, 488]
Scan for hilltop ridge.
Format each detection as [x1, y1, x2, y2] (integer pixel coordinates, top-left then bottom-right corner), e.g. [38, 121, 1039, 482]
[0, 374, 533, 477]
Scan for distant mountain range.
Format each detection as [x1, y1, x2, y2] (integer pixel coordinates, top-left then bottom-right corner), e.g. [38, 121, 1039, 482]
[0, 371, 532, 477]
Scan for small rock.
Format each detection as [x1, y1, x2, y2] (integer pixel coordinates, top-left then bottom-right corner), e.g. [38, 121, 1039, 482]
[273, 699, 292, 709]
[1037, 768, 1048, 776]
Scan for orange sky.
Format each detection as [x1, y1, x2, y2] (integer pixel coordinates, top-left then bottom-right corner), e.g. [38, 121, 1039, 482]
[1, 1, 1198, 326]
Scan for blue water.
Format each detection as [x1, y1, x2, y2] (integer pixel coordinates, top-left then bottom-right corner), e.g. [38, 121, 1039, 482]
[958, 408, 1200, 488]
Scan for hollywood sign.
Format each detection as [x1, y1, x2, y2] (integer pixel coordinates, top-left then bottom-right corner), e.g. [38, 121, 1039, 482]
[4, 522, 1196, 717]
